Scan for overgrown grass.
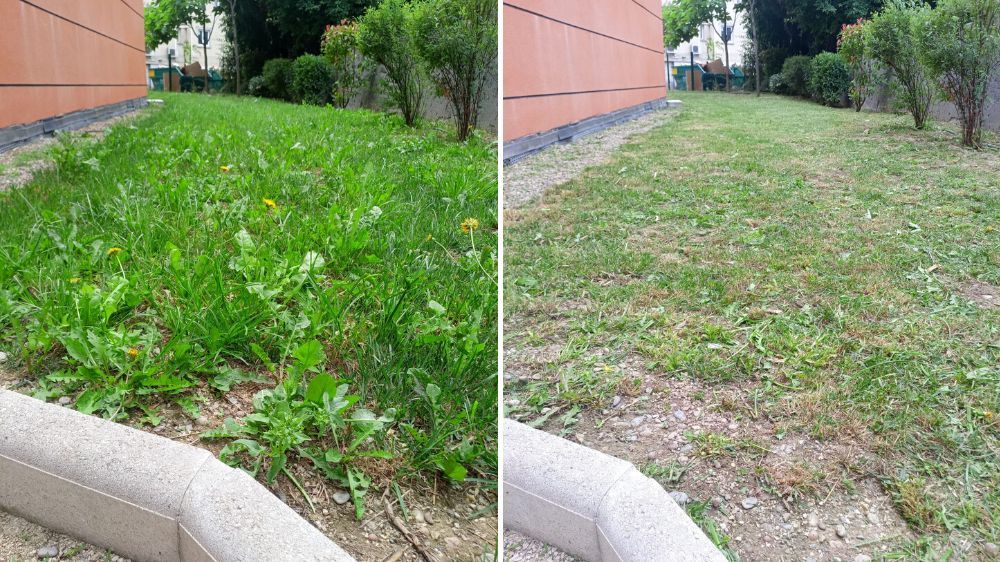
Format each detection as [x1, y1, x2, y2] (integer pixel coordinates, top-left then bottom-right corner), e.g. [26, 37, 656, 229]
[0, 93, 497, 511]
[505, 92, 999, 549]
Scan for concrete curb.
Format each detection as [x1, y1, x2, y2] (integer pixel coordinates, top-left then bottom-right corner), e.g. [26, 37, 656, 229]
[0, 389, 355, 562]
[502, 98, 682, 166]
[0, 97, 148, 153]
[503, 419, 726, 562]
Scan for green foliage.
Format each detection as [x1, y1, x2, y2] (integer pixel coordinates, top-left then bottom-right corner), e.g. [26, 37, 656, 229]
[290, 54, 335, 106]
[203, 339, 394, 518]
[0, 93, 498, 488]
[145, 0, 210, 51]
[781, 55, 813, 96]
[866, 0, 935, 128]
[412, 0, 497, 141]
[357, 0, 427, 126]
[837, 18, 881, 111]
[663, 0, 727, 47]
[768, 73, 787, 94]
[914, 0, 1000, 147]
[246, 75, 266, 96]
[261, 58, 294, 101]
[321, 21, 368, 108]
[809, 51, 851, 106]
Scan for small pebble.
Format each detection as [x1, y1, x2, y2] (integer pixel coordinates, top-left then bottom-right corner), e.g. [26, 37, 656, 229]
[36, 546, 58, 559]
[412, 509, 425, 524]
[854, 555, 872, 562]
[424, 511, 435, 525]
[0, 351, 8, 363]
[741, 497, 759, 509]
[58, 396, 72, 405]
[332, 491, 351, 505]
[669, 491, 689, 506]
[835, 524, 847, 538]
[985, 543, 999, 557]
[808, 513, 819, 527]
[612, 396, 622, 407]
[674, 410, 687, 421]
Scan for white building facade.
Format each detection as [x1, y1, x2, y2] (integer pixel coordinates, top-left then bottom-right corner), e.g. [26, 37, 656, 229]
[662, 1, 750, 84]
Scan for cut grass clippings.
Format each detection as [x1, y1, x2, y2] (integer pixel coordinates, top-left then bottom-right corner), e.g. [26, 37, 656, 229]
[0, 93, 498, 517]
[504, 92, 999, 553]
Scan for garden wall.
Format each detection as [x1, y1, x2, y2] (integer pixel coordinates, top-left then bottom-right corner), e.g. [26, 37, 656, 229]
[502, 0, 667, 143]
[352, 68, 498, 131]
[0, 0, 147, 145]
[864, 74, 1000, 132]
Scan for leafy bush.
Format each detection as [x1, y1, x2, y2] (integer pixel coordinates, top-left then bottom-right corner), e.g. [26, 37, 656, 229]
[291, 54, 335, 106]
[838, 18, 881, 111]
[321, 20, 368, 108]
[412, 0, 497, 141]
[809, 52, 850, 107]
[261, 58, 294, 101]
[246, 75, 266, 97]
[915, 0, 1000, 147]
[781, 55, 813, 96]
[867, 0, 935, 128]
[768, 73, 787, 94]
[358, 0, 427, 126]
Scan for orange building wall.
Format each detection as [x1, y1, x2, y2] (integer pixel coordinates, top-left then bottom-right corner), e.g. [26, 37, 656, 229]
[503, 0, 666, 142]
[0, 0, 146, 129]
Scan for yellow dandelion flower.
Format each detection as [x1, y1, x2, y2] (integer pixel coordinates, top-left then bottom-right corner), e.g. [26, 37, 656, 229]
[426, 234, 433, 241]
[460, 217, 480, 233]
[263, 198, 277, 209]
[127, 347, 139, 358]
[220, 165, 232, 172]
[985, 410, 994, 420]
[107, 247, 123, 256]
[69, 277, 81, 284]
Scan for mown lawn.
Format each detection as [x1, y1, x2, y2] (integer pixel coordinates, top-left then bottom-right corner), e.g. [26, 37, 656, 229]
[0, 93, 497, 511]
[504, 92, 999, 555]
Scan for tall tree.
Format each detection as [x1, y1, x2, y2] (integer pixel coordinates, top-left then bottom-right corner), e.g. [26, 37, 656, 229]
[146, 0, 212, 93]
[662, 0, 735, 90]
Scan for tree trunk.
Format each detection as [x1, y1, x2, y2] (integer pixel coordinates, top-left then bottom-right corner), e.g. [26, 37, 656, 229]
[203, 41, 209, 93]
[749, 0, 761, 97]
[724, 39, 730, 91]
[228, 0, 240, 95]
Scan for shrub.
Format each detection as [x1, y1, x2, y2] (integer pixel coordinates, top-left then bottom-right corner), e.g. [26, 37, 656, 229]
[781, 55, 813, 97]
[322, 20, 368, 108]
[866, 0, 935, 129]
[291, 54, 335, 106]
[358, 0, 427, 126]
[261, 58, 294, 101]
[809, 52, 850, 107]
[915, 0, 1000, 148]
[768, 73, 787, 94]
[412, 0, 497, 141]
[838, 18, 881, 111]
[247, 75, 266, 97]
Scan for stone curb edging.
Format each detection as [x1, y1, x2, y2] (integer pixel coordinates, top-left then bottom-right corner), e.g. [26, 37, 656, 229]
[503, 419, 727, 562]
[0, 389, 356, 562]
[502, 98, 682, 166]
[0, 97, 148, 153]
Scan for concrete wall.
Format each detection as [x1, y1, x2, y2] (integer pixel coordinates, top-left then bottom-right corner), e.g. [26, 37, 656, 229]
[0, 0, 147, 129]
[503, 0, 667, 142]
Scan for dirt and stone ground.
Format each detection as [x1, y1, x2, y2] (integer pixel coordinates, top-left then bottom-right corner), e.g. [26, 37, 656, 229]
[502, 94, 1000, 561]
[502, 531, 576, 562]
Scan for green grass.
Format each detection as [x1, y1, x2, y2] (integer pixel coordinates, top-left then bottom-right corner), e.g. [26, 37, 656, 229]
[505, 92, 999, 549]
[0, 93, 497, 509]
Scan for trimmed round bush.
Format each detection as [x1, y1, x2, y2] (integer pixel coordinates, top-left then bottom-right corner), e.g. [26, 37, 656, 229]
[809, 52, 850, 107]
[768, 73, 787, 94]
[781, 55, 813, 97]
[261, 58, 294, 101]
[291, 54, 335, 106]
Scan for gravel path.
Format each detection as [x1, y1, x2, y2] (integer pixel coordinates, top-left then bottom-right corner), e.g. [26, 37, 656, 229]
[502, 530, 578, 562]
[503, 109, 678, 209]
[0, 511, 127, 562]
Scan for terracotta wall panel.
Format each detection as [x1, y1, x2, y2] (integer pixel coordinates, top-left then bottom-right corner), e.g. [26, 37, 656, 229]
[27, 0, 144, 51]
[503, 0, 666, 142]
[0, 0, 146, 129]
[507, 0, 663, 52]
[0, 86, 148, 127]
